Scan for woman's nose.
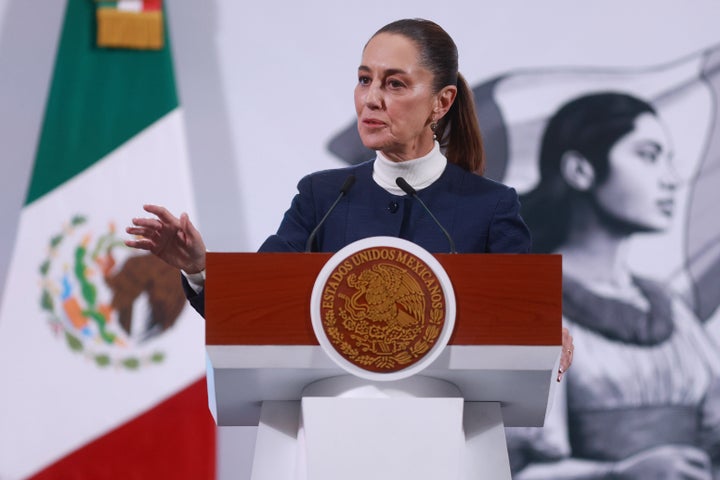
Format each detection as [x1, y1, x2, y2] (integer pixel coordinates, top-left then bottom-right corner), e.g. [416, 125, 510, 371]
[365, 83, 383, 109]
[660, 163, 680, 191]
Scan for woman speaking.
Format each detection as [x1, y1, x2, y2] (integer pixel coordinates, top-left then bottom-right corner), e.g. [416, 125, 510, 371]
[125, 18, 574, 375]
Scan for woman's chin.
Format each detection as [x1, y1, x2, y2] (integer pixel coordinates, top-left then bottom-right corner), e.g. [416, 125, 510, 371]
[358, 129, 393, 150]
[358, 137, 385, 152]
[360, 142, 382, 152]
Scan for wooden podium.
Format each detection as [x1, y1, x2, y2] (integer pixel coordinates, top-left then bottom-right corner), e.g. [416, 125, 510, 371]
[205, 251, 562, 479]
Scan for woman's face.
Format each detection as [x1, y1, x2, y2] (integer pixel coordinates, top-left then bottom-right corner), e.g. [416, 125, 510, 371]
[354, 33, 438, 162]
[593, 112, 677, 232]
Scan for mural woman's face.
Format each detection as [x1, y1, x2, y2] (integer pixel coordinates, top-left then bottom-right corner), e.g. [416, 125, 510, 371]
[593, 112, 677, 232]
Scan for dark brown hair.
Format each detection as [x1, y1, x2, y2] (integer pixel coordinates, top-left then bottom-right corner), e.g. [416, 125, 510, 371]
[372, 19, 485, 173]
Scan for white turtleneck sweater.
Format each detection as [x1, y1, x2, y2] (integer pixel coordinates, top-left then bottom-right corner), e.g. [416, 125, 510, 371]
[372, 141, 447, 195]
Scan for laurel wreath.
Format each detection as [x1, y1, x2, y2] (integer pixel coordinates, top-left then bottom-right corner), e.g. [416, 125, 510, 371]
[324, 305, 445, 370]
[39, 214, 165, 370]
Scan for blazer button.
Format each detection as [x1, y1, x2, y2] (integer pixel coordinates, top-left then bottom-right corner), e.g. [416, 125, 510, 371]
[388, 201, 399, 213]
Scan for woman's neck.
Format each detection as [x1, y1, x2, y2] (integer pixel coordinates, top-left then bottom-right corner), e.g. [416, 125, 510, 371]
[380, 137, 436, 163]
[558, 201, 636, 291]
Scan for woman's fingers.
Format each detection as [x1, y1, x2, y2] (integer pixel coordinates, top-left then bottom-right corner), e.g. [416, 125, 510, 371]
[557, 327, 574, 382]
[127, 207, 177, 250]
[130, 216, 163, 230]
[124, 237, 155, 251]
[125, 224, 159, 238]
[125, 205, 208, 274]
[144, 204, 181, 228]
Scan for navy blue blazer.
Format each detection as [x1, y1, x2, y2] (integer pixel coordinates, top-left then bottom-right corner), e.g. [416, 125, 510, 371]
[260, 160, 531, 254]
[184, 160, 531, 315]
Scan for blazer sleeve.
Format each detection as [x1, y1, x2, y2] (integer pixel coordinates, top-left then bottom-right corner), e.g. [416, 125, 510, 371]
[487, 187, 532, 253]
[181, 274, 205, 318]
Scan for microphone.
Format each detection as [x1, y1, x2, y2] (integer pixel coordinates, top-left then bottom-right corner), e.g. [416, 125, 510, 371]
[305, 174, 356, 252]
[395, 177, 457, 254]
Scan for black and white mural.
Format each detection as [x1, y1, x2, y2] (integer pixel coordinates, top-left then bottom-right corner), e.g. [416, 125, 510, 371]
[328, 43, 720, 478]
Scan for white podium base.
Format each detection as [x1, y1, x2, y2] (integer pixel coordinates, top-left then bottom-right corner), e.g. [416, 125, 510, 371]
[249, 376, 511, 480]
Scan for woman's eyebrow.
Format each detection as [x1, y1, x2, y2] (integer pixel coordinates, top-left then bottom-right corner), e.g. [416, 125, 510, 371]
[636, 140, 662, 152]
[358, 65, 408, 76]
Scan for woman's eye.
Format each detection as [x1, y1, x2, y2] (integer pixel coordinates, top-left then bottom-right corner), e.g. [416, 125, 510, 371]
[388, 79, 405, 89]
[358, 76, 370, 85]
[637, 149, 659, 163]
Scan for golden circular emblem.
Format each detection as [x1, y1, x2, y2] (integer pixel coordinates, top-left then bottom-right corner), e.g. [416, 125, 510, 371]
[311, 237, 455, 380]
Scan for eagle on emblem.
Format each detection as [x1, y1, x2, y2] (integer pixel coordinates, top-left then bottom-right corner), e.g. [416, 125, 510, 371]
[344, 263, 426, 328]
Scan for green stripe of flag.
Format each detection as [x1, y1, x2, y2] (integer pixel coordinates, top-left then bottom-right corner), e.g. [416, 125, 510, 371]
[27, 0, 178, 205]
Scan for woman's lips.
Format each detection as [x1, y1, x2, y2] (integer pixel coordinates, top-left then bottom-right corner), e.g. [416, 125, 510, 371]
[362, 118, 385, 127]
[657, 198, 675, 216]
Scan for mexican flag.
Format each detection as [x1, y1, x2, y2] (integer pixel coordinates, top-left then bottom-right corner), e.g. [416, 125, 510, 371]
[0, 1, 216, 478]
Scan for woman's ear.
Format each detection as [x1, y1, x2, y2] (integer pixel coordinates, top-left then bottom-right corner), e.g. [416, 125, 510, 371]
[434, 85, 457, 119]
[560, 151, 595, 191]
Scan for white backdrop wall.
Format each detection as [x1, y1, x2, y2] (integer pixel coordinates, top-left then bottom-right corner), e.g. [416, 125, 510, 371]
[1, 1, 720, 478]
[167, 1, 720, 253]
[3, 2, 720, 308]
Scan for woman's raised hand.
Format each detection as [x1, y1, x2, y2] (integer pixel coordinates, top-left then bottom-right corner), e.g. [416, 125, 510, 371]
[125, 204, 207, 274]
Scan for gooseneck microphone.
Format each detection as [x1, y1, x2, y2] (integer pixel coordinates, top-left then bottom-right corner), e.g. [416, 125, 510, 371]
[305, 174, 356, 252]
[395, 177, 457, 254]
